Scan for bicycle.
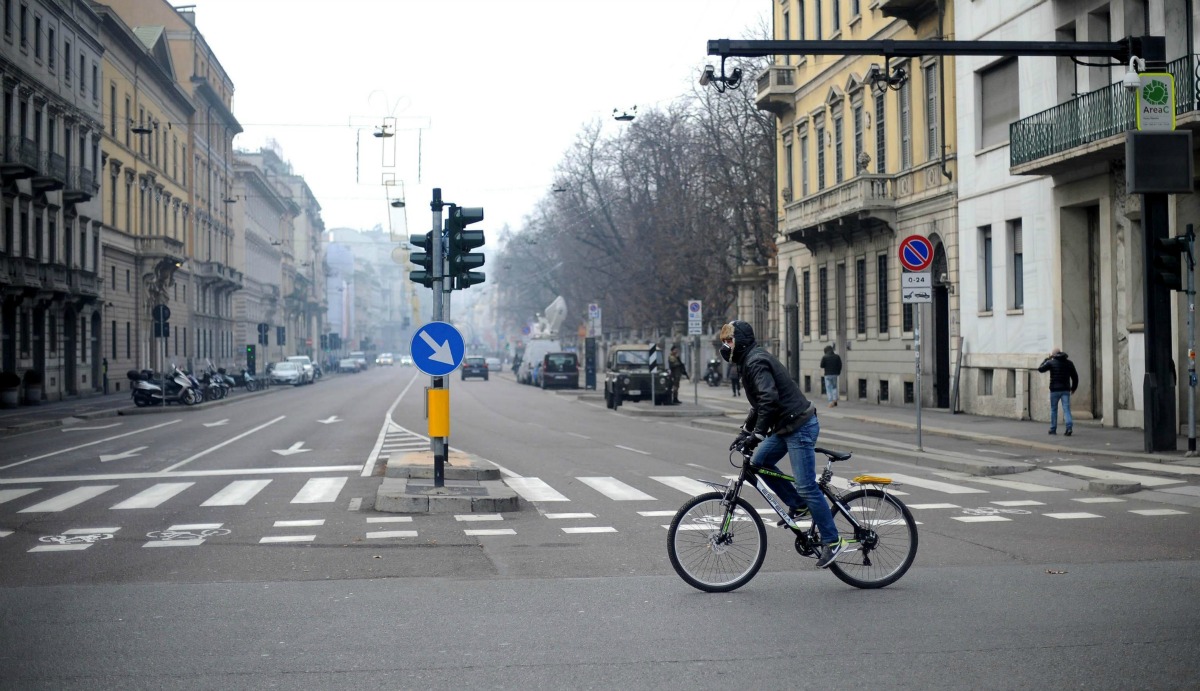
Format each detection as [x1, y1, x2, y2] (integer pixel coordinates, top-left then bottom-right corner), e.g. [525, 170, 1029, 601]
[666, 446, 918, 592]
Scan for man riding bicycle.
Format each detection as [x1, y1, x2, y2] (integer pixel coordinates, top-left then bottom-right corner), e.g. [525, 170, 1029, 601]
[721, 320, 845, 568]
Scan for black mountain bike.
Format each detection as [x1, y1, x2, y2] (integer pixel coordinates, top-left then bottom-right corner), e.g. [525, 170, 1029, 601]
[667, 447, 918, 592]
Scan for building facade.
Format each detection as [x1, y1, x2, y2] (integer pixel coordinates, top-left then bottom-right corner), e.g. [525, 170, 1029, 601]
[1, 0, 105, 401]
[761, 0, 960, 409]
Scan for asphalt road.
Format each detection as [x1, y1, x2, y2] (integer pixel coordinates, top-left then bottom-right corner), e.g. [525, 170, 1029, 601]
[0, 367, 1197, 689]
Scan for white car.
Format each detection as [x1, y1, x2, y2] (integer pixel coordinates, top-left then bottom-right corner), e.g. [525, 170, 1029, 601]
[399, 355, 414, 366]
[271, 361, 308, 386]
[286, 355, 316, 383]
[485, 357, 502, 372]
[376, 353, 394, 366]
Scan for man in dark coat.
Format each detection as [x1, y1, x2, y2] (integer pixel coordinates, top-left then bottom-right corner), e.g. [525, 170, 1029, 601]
[721, 320, 845, 568]
[820, 345, 842, 407]
[1038, 348, 1079, 436]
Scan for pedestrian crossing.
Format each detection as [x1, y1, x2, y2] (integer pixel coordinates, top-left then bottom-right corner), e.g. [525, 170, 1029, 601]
[0, 462, 1194, 556]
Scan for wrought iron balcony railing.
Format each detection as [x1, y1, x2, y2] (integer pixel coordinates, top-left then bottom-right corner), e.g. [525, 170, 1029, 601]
[1011, 54, 1199, 167]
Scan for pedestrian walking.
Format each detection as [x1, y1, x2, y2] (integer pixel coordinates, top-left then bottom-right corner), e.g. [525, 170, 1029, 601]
[1038, 348, 1079, 436]
[721, 320, 845, 568]
[729, 361, 741, 397]
[668, 345, 689, 405]
[820, 345, 842, 407]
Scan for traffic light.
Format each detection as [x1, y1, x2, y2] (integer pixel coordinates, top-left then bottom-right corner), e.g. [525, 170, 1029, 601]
[447, 205, 485, 290]
[320, 334, 328, 350]
[245, 344, 257, 375]
[277, 326, 286, 346]
[257, 322, 269, 346]
[330, 333, 341, 350]
[408, 231, 435, 287]
[152, 304, 170, 338]
[1152, 235, 1189, 292]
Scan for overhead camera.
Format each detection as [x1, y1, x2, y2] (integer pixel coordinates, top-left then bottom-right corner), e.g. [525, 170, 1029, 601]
[699, 65, 715, 87]
[1123, 56, 1146, 91]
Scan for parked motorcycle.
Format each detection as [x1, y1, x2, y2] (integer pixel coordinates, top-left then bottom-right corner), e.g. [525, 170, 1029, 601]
[704, 359, 723, 387]
[127, 365, 203, 406]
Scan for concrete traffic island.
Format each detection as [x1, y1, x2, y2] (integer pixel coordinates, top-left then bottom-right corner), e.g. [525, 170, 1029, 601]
[374, 449, 519, 514]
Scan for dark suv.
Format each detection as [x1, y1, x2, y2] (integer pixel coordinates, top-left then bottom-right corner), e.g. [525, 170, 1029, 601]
[603, 344, 671, 408]
[539, 352, 579, 389]
[461, 356, 489, 381]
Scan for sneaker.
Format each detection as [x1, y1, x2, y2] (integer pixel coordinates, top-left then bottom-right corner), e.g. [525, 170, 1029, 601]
[1048, 430, 1056, 435]
[816, 539, 847, 569]
[776, 506, 810, 527]
[1065, 428, 1072, 436]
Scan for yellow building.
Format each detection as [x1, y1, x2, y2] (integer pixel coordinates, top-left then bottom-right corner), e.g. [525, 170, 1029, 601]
[761, 0, 959, 409]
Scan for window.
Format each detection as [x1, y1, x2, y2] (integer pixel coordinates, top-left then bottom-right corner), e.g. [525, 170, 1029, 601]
[802, 269, 811, 336]
[980, 225, 994, 312]
[855, 258, 866, 334]
[852, 100, 863, 173]
[799, 127, 810, 196]
[815, 116, 826, 190]
[110, 265, 115, 288]
[784, 139, 793, 197]
[4, 0, 10, 37]
[782, 10, 790, 65]
[798, 0, 805, 39]
[980, 57, 1018, 149]
[851, 0, 860, 17]
[109, 84, 116, 133]
[1009, 219, 1024, 309]
[903, 303, 913, 332]
[32, 14, 38, 57]
[125, 269, 130, 292]
[833, 105, 844, 183]
[815, 0, 822, 38]
[924, 62, 939, 160]
[981, 369, 994, 396]
[111, 321, 116, 361]
[63, 39, 70, 82]
[877, 254, 889, 333]
[899, 73, 912, 170]
[818, 266, 829, 336]
[125, 321, 131, 358]
[18, 3, 25, 46]
[880, 380, 889, 401]
[874, 92, 886, 173]
[47, 26, 53, 68]
[124, 96, 130, 146]
[79, 54, 85, 94]
[831, 0, 840, 31]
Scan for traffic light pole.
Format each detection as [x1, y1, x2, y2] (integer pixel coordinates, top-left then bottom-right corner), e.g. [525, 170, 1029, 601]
[1186, 225, 1197, 456]
[430, 188, 447, 488]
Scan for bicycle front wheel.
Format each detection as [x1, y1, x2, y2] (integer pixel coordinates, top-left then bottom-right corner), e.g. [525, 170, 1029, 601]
[667, 492, 767, 593]
[828, 488, 918, 589]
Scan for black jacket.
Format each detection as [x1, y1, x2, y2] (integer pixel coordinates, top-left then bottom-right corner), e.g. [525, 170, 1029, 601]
[730, 321, 812, 437]
[1037, 352, 1079, 393]
[820, 352, 842, 376]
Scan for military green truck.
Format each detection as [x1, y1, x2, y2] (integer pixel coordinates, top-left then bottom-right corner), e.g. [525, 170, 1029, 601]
[603, 343, 672, 408]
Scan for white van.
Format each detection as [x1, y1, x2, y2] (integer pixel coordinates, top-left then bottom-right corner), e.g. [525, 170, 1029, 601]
[517, 339, 562, 384]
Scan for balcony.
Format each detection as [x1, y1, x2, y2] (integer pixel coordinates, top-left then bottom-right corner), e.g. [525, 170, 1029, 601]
[755, 65, 796, 115]
[68, 269, 100, 298]
[781, 174, 896, 245]
[136, 235, 186, 263]
[63, 167, 99, 204]
[1, 135, 38, 181]
[32, 152, 67, 192]
[0, 256, 44, 291]
[878, 0, 939, 24]
[193, 260, 244, 292]
[1011, 54, 1199, 176]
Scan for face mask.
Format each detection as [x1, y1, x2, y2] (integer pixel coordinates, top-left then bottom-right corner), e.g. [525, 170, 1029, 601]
[720, 342, 732, 362]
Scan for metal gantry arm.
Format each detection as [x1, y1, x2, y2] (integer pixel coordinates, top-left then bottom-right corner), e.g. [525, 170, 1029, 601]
[706, 38, 1142, 61]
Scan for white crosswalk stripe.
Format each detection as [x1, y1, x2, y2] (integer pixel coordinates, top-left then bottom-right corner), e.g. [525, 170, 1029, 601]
[651, 476, 715, 495]
[1117, 462, 1200, 476]
[201, 479, 271, 506]
[1052, 465, 1184, 487]
[878, 474, 987, 494]
[290, 477, 347, 504]
[111, 482, 194, 509]
[0, 488, 39, 505]
[504, 477, 569, 502]
[578, 477, 655, 501]
[19, 485, 116, 512]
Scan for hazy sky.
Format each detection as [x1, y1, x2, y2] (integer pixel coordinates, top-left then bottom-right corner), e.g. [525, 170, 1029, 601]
[188, 0, 767, 238]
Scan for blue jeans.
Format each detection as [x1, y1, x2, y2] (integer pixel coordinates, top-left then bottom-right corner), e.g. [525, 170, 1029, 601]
[824, 375, 839, 402]
[752, 415, 840, 545]
[1050, 391, 1073, 432]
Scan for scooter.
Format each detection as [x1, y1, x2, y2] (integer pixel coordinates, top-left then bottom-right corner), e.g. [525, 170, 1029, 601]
[128, 365, 203, 406]
[704, 359, 723, 387]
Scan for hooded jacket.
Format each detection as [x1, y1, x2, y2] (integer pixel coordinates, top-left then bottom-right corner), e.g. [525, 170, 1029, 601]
[1037, 352, 1079, 393]
[728, 320, 813, 437]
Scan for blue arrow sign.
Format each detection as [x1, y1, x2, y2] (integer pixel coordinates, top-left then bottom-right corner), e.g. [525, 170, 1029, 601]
[410, 321, 466, 377]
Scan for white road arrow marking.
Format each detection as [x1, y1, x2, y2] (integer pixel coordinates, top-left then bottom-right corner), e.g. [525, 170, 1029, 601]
[203, 419, 230, 428]
[273, 442, 311, 456]
[62, 423, 122, 432]
[99, 446, 148, 463]
[317, 416, 341, 424]
[419, 331, 455, 365]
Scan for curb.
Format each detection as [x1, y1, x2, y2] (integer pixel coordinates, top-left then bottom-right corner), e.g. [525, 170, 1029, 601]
[374, 449, 519, 514]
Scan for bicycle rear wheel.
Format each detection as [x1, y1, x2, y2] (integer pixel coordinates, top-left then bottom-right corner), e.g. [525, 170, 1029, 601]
[667, 492, 767, 593]
[828, 488, 918, 589]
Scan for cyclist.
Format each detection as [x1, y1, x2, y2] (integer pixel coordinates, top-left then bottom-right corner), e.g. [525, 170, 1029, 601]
[720, 320, 845, 568]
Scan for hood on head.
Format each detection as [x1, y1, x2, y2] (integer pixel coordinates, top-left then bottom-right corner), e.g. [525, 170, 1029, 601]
[729, 320, 756, 364]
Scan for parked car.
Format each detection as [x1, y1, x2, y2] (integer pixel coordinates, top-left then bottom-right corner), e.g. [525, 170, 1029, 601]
[338, 358, 360, 374]
[517, 339, 561, 384]
[271, 361, 309, 386]
[539, 352, 579, 389]
[399, 354, 414, 367]
[603, 344, 671, 407]
[349, 351, 369, 371]
[461, 356, 489, 381]
[376, 352, 394, 366]
[485, 357, 502, 372]
[285, 356, 316, 383]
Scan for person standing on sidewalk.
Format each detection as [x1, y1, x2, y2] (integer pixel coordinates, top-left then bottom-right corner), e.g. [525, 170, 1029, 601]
[729, 361, 741, 397]
[667, 345, 688, 405]
[820, 345, 842, 407]
[1038, 348, 1079, 436]
[721, 320, 845, 569]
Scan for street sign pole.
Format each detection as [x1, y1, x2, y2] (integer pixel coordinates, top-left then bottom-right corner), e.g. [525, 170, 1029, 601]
[915, 305, 923, 452]
[899, 236, 933, 452]
[430, 188, 447, 487]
